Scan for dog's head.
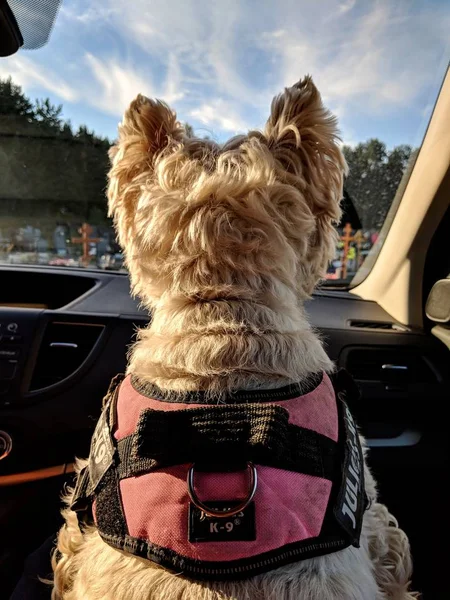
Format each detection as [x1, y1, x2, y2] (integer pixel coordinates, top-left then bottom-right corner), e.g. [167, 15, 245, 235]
[108, 77, 346, 310]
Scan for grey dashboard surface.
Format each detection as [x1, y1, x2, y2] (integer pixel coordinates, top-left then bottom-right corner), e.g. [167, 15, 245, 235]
[60, 267, 400, 329]
[0, 264, 411, 329]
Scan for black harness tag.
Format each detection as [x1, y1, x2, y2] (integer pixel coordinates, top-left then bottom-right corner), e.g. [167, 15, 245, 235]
[189, 502, 256, 543]
[89, 402, 115, 492]
[71, 466, 92, 512]
[334, 401, 365, 547]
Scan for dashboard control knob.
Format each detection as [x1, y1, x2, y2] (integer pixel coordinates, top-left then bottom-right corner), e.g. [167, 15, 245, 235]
[0, 430, 12, 460]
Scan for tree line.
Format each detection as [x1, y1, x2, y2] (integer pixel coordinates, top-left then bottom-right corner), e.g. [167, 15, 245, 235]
[0, 76, 416, 242]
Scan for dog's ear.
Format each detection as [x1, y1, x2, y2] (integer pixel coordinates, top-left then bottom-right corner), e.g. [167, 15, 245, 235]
[265, 76, 345, 200]
[110, 94, 184, 162]
[107, 95, 184, 248]
[264, 76, 347, 292]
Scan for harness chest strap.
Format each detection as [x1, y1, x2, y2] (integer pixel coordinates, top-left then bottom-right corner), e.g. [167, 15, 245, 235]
[71, 370, 368, 580]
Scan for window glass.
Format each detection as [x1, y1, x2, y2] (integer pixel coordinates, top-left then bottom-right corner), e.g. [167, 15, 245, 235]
[0, 0, 448, 281]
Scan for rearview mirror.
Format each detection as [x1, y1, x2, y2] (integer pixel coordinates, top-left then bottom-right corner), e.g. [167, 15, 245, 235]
[425, 278, 450, 323]
[0, 0, 23, 57]
[0, 0, 62, 54]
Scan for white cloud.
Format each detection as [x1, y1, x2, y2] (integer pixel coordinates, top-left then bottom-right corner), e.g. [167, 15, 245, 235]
[190, 99, 247, 133]
[0, 55, 77, 102]
[338, 0, 357, 14]
[256, 1, 450, 142]
[164, 54, 185, 105]
[84, 54, 154, 116]
[59, 5, 119, 25]
[84, 52, 185, 117]
[421, 101, 435, 118]
[2, 0, 448, 143]
[61, 0, 271, 111]
[266, 1, 441, 111]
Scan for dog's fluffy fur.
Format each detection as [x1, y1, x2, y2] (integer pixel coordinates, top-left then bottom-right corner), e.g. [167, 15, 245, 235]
[52, 77, 415, 599]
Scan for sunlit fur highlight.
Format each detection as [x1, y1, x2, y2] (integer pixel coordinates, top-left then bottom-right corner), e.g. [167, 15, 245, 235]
[53, 77, 415, 598]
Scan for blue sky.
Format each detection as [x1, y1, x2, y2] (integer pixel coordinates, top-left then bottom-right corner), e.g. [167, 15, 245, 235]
[1, 0, 449, 148]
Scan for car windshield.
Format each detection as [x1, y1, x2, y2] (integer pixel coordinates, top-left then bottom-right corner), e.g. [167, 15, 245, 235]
[0, 0, 449, 284]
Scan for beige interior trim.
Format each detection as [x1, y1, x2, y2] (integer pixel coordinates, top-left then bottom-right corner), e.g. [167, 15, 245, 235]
[0, 463, 74, 486]
[351, 69, 450, 328]
[431, 325, 450, 350]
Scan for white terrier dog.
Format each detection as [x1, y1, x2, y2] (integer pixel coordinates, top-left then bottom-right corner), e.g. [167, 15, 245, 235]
[52, 77, 415, 600]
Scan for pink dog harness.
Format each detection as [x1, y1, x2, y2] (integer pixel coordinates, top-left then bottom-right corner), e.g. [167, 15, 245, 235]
[71, 370, 366, 580]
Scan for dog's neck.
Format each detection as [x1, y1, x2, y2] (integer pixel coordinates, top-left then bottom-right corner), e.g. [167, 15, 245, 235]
[128, 285, 333, 395]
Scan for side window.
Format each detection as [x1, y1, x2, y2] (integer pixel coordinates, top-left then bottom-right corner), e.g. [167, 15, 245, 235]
[327, 143, 417, 285]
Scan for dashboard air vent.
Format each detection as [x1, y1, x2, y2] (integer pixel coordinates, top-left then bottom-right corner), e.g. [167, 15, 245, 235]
[348, 320, 407, 331]
[30, 322, 104, 391]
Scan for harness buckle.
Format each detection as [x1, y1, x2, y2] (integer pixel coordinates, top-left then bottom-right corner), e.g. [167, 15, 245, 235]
[187, 461, 258, 518]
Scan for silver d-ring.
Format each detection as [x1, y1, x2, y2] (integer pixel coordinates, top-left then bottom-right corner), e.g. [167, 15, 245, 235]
[187, 462, 258, 518]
